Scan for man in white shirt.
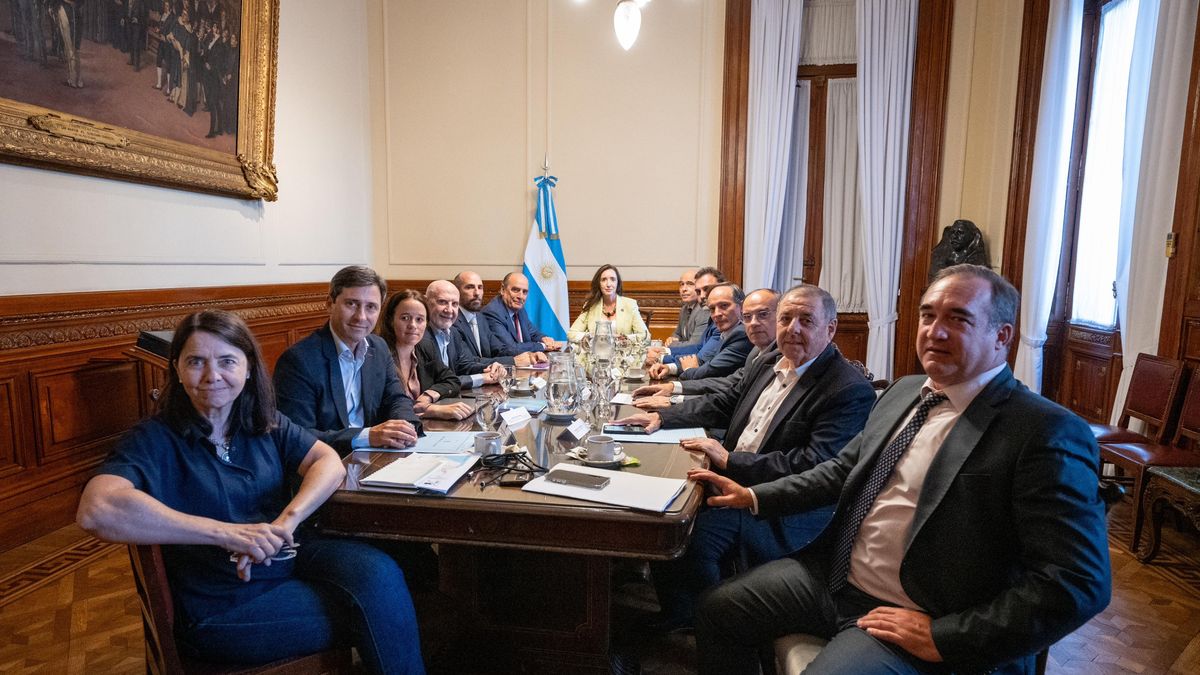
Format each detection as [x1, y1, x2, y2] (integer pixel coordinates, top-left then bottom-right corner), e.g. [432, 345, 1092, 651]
[422, 279, 505, 390]
[687, 265, 1110, 674]
[620, 285, 875, 631]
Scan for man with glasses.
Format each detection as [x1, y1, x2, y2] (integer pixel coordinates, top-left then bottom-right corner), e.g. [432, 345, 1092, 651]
[618, 284, 875, 631]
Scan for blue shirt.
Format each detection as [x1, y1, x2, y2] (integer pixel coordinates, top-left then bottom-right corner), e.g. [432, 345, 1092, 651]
[98, 413, 316, 623]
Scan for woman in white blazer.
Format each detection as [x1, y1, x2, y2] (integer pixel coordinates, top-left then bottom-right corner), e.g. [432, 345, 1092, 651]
[569, 264, 649, 340]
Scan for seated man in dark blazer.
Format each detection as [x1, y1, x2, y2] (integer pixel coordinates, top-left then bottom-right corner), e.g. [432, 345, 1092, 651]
[422, 279, 504, 391]
[649, 283, 752, 381]
[619, 284, 875, 629]
[688, 265, 1111, 675]
[274, 265, 419, 456]
[482, 272, 564, 356]
[452, 271, 547, 371]
[632, 287, 781, 409]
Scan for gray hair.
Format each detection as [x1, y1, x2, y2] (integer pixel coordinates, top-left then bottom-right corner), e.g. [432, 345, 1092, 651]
[707, 282, 746, 305]
[781, 284, 837, 323]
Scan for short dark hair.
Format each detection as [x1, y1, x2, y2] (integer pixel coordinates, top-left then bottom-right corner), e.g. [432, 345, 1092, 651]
[161, 310, 276, 437]
[781, 284, 837, 323]
[582, 264, 625, 314]
[707, 282, 745, 305]
[329, 265, 387, 302]
[379, 289, 428, 349]
[930, 264, 1019, 328]
[695, 266, 726, 283]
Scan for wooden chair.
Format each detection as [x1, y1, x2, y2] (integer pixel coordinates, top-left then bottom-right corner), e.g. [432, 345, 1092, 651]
[1102, 372, 1200, 552]
[1090, 353, 1186, 445]
[128, 544, 353, 675]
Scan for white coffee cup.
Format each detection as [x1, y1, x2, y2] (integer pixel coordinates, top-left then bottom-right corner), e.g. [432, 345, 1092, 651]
[474, 431, 504, 455]
[584, 434, 621, 462]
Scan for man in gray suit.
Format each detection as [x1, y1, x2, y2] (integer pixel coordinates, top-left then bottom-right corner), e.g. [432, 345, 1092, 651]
[688, 265, 1110, 674]
[668, 268, 709, 346]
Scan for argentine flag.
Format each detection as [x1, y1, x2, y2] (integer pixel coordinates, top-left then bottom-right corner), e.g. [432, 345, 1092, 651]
[522, 175, 569, 340]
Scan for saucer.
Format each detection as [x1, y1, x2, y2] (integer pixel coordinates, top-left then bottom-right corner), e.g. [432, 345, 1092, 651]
[544, 410, 577, 423]
[624, 370, 646, 382]
[508, 387, 535, 397]
[570, 448, 627, 469]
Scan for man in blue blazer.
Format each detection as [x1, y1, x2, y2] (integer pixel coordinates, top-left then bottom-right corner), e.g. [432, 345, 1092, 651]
[482, 272, 564, 356]
[274, 266, 419, 456]
[689, 265, 1110, 675]
[453, 271, 546, 371]
[650, 283, 752, 381]
[620, 285, 875, 629]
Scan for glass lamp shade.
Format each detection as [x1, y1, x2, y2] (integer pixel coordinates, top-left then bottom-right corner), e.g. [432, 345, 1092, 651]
[613, 0, 642, 51]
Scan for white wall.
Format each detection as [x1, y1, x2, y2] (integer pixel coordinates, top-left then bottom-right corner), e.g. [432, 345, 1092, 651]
[0, 0, 375, 296]
[373, 0, 727, 282]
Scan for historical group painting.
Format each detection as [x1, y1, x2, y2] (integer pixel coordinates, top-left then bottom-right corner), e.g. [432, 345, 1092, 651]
[0, 0, 242, 154]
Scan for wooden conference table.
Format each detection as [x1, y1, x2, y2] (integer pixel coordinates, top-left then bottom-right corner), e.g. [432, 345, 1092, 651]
[316, 377, 706, 674]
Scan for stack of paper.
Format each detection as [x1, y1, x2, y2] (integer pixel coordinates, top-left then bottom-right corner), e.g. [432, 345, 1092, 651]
[360, 453, 478, 493]
[523, 465, 686, 512]
[604, 427, 706, 444]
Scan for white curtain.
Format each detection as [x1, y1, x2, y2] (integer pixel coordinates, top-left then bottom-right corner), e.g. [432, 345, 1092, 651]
[774, 82, 812, 292]
[856, 0, 918, 380]
[1014, 0, 1084, 392]
[819, 78, 867, 313]
[1110, 0, 1197, 422]
[742, 0, 806, 290]
[801, 0, 856, 65]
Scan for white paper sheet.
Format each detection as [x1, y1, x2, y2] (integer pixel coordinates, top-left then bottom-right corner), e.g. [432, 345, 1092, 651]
[405, 432, 477, 453]
[360, 453, 478, 493]
[604, 426, 706, 444]
[522, 465, 687, 512]
[610, 393, 634, 405]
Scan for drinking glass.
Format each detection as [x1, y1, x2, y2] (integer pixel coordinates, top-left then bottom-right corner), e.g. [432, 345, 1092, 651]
[475, 395, 498, 430]
[500, 366, 518, 398]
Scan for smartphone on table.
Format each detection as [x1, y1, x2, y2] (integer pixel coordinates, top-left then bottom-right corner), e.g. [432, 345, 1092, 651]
[603, 423, 648, 435]
[546, 469, 611, 490]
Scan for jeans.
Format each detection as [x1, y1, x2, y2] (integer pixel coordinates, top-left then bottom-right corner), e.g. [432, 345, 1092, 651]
[178, 538, 424, 675]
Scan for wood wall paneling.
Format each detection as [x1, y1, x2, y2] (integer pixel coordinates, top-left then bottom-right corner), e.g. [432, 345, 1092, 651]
[894, 0, 956, 379]
[1060, 325, 1123, 423]
[718, 0, 752, 285]
[0, 377, 21, 479]
[832, 313, 869, 372]
[33, 359, 141, 466]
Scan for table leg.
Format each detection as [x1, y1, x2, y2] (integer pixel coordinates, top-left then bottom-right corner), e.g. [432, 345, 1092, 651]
[1136, 481, 1168, 563]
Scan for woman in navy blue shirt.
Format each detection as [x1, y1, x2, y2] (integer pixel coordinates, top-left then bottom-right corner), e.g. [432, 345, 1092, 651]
[77, 310, 424, 674]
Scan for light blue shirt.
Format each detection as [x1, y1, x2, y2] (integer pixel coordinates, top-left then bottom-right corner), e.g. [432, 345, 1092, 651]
[331, 333, 372, 448]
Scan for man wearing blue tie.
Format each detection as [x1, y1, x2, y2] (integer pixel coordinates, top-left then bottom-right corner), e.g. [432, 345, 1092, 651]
[482, 272, 564, 356]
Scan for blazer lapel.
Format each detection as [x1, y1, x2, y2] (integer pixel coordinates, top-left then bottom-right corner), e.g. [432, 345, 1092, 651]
[360, 338, 384, 422]
[833, 377, 925, 514]
[906, 369, 1016, 546]
[321, 326, 351, 427]
[728, 361, 776, 439]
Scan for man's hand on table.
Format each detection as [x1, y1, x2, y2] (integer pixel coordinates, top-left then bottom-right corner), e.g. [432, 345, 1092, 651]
[633, 382, 673, 397]
[677, 354, 699, 371]
[686, 469, 754, 509]
[514, 351, 547, 367]
[648, 363, 671, 380]
[679, 437, 729, 469]
[482, 362, 505, 383]
[541, 337, 564, 351]
[368, 420, 418, 448]
[614, 412, 662, 433]
[645, 346, 665, 366]
[633, 396, 673, 411]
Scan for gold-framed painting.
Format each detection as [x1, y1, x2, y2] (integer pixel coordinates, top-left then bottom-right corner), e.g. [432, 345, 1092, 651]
[0, 0, 279, 201]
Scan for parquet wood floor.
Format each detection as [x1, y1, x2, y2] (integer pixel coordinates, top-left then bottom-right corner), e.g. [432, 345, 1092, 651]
[1, 500, 1198, 674]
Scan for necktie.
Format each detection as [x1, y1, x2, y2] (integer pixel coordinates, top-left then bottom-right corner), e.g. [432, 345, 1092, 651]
[469, 317, 481, 353]
[827, 391, 948, 593]
[513, 312, 523, 342]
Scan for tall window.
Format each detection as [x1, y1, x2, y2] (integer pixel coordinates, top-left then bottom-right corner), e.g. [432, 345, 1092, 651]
[1068, 0, 1141, 328]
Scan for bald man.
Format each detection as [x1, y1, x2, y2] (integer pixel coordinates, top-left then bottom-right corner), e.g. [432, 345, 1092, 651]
[667, 268, 709, 346]
[452, 271, 547, 368]
[481, 272, 563, 355]
[422, 280, 505, 390]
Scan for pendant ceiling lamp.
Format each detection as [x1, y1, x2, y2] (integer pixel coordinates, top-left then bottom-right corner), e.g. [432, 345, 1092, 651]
[613, 0, 642, 51]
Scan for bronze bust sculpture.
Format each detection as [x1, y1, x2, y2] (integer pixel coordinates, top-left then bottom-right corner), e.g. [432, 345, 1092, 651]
[929, 219, 989, 281]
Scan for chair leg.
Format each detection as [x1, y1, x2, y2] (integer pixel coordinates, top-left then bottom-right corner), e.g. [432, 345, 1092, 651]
[1128, 468, 1147, 553]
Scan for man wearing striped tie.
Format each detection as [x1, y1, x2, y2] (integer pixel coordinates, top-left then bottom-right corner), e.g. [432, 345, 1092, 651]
[686, 264, 1110, 675]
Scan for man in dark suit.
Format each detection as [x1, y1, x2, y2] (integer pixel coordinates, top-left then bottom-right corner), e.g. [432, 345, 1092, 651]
[274, 266, 419, 456]
[668, 268, 710, 346]
[688, 265, 1111, 674]
[649, 283, 752, 381]
[632, 287, 781, 408]
[620, 285, 876, 629]
[452, 271, 546, 371]
[421, 279, 504, 391]
[482, 272, 564, 356]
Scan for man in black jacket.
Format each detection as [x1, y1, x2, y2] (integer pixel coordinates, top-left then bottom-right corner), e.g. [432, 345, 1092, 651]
[620, 284, 875, 629]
